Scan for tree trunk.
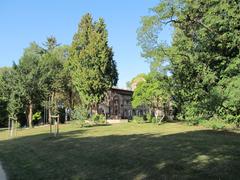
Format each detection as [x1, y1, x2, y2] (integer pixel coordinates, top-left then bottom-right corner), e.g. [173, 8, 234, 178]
[48, 96, 51, 124]
[68, 90, 73, 121]
[28, 101, 33, 128]
[96, 103, 99, 114]
[69, 90, 73, 109]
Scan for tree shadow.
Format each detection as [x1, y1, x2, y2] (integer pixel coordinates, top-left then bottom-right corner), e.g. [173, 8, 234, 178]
[0, 128, 240, 180]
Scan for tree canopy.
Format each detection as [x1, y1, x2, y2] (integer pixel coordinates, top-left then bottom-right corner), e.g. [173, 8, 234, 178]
[138, 0, 240, 124]
[0, 13, 118, 127]
[69, 13, 118, 111]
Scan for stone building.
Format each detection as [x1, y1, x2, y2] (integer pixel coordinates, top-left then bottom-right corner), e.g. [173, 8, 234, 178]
[98, 87, 173, 120]
[98, 87, 135, 119]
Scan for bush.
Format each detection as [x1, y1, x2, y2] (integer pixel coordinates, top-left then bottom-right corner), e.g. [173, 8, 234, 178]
[72, 106, 88, 121]
[200, 117, 226, 130]
[71, 119, 86, 127]
[146, 113, 158, 123]
[132, 116, 145, 124]
[146, 113, 153, 123]
[224, 114, 240, 127]
[32, 112, 41, 122]
[186, 117, 205, 126]
[92, 114, 106, 124]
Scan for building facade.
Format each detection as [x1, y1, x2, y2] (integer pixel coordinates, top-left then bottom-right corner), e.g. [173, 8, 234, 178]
[98, 87, 174, 120]
[99, 88, 135, 119]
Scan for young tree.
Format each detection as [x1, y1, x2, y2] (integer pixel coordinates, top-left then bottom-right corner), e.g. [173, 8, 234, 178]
[69, 13, 118, 114]
[40, 38, 69, 121]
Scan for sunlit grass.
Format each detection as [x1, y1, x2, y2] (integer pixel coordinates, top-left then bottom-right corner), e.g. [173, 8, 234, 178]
[0, 122, 239, 180]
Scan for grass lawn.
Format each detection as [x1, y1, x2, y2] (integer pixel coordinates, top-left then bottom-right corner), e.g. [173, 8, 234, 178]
[0, 122, 240, 180]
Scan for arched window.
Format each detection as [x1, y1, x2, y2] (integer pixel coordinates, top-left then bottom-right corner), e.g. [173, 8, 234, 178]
[113, 95, 119, 115]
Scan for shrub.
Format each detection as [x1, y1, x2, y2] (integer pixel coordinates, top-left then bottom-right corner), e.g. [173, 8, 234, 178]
[224, 114, 240, 127]
[92, 114, 99, 122]
[186, 117, 205, 126]
[32, 112, 41, 126]
[92, 114, 107, 124]
[32, 112, 41, 122]
[72, 106, 88, 121]
[146, 113, 153, 123]
[71, 119, 86, 127]
[200, 117, 226, 130]
[146, 113, 158, 123]
[99, 114, 107, 124]
[151, 117, 158, 123]
[132, 116, 145, 124]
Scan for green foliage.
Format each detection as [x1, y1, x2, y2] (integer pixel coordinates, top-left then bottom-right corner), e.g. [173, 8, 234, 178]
[0, 67, 12, 127]
[132, 72, 171, 108]
[92, 114, 107, 124]
[138, 0, 240, 125]
[13, 42, 45, 126]
[40, 44, 69, 96]
[223, 114, 240, 128]
[200, 118, 226, 130]
[32, 112, 41, 122]
[132, 72, 172, 121]
[69, 13, 118, 109]
[0, 100, 8, 127]
[146, 113, 158, 123]
[71, 106, 88, 121]
[0, 14, 118, 127]
[132, 116, 145, 124]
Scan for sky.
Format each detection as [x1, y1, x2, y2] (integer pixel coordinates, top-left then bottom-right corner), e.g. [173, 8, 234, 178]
[0, 0, 172, 88]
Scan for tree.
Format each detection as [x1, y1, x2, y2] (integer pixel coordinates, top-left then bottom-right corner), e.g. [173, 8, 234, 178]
[69, 13, 118, 114]
[40, 38, 70, 122]
[132, 72, 172, 122]
[138, 0, 240, 121]
[15, 42, 45, 127]
[0, 67, 12, 127]
[128, 73, 146, 90]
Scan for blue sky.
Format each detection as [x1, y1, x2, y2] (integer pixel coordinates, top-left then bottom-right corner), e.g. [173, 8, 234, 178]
[0, 0, 172, 88]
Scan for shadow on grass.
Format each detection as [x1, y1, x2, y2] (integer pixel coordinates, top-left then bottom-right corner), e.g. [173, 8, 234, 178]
[83, 123, 112, 128]
[0, 128, 7, 132]
[0, 128, 240, 180]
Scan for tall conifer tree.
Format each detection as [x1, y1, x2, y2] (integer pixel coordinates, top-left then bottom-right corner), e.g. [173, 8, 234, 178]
[70, 13, 118, 113]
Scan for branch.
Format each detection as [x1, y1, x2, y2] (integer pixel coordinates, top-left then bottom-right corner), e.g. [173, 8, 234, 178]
[160, 7, 181, 25]
[159, 46, 191, 61]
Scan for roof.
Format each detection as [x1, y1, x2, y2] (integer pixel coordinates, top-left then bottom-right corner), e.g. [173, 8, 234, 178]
[110, 87, 133, 95]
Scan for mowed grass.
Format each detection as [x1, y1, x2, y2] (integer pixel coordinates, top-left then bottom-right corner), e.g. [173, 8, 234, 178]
[0, 122, 240, 180]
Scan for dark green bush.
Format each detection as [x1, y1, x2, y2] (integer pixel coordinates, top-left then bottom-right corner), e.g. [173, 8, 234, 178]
[200, 117, 226, 130]
[224, 114, 240, 127]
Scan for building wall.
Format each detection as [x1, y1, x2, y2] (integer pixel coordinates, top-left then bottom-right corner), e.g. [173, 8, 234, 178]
[99, 88, 134, 119]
